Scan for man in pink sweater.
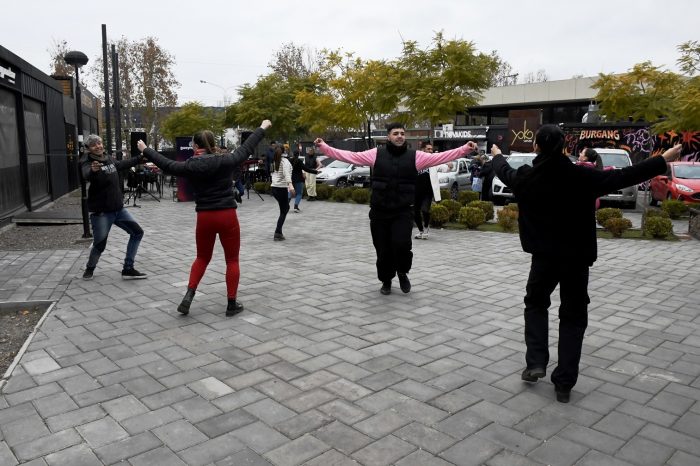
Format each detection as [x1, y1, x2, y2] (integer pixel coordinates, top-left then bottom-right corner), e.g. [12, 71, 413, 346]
[315, 122, 477, 295]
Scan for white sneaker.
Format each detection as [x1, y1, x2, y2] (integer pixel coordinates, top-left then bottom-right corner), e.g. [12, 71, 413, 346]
[423, 228, 430, 239]
[414, 231, 424, 239]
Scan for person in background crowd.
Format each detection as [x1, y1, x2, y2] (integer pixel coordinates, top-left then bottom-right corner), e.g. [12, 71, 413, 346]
[290, 151, 317, 212]
[264, 141, 276, 181]
[304, 146, 322, 201]
[479, 155, 495, 201]
[414, 141, 442, 240]
[137, 120, 271, 317]
[315, 122, 477, 295]
[81, 134, 146, 281]
[491, 124, 682, 403]
[270, 145, 295, 240]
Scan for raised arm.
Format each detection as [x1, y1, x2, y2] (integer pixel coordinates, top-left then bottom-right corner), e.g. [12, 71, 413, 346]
[415, 141, 478, 171]
[139, 146, 189, 176]
[314, 138, 377, 166]
[490, 145, 519, 188]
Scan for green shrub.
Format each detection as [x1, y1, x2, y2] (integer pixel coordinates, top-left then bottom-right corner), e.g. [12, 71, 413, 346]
[596, 207, 623, 227]
[253, 182, 270, 193]
[467, 200, 495, 221]
[643, 216, 673, 238]
[332, 187, 353, 202]
[497, 208, 518, 232]
[315, 184, 333, 200]
[641, 208, 670, 231]
[429, 204, 450, 227]
[351, 188, 370, 204]
[440, 199, 462, 222]
[458, 190, 479, 205]
[661, 199, 688, 219]
[458, 206, 486, 229]
[604, 217, 633, 238]
[503, 203, 518, 213]
[440, 189, 451, 201]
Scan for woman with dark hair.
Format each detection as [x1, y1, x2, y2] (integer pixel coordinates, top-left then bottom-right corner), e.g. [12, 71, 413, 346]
[578, 147, 604, 170]
[290, 151, 317, 212]
[491, 124, 681, 403]
[270, 145, 295, 240]
[136, 120, 271, 317]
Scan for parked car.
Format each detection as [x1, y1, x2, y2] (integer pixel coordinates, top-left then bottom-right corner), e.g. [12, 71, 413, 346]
[649, 162, 700, 205]
[316, 160, 357, 187]
[437, 158, 471, 199]
[347, 166, 371, 188]
[491, 153, 536, 205]
[595, 148, 638, 209]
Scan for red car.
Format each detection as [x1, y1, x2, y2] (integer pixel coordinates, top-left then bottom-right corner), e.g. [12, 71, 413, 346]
[649, 162, 700, 205]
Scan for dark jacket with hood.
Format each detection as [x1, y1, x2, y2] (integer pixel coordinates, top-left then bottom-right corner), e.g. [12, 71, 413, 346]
[371, 144, 417, 212]
[81, 152, 141, 213]
[291, 156, 317, 184]
[492, 151, 666, 265]
[142, 128, 265, 211]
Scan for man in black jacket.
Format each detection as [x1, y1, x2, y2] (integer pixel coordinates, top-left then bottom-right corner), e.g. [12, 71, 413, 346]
[492, 124, 681, 403]
[81, 135, 147, 281]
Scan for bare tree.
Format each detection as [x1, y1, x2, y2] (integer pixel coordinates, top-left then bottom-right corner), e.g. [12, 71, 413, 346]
[268, 42, 320, 80]
[523, 69, 549, 84]
[48, 38, 74, 77]
[489, 52, 518, 87]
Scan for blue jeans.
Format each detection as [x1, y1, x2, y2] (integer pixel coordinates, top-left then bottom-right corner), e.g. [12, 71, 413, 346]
[86, 208, 144, 270]
[290, 181, 304, 207]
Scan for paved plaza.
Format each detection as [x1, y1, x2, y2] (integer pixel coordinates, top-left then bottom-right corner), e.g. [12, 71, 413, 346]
[1, 193, 699, 466]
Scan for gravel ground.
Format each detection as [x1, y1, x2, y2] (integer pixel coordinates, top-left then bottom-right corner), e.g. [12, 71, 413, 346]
[0, 191, 92, 251]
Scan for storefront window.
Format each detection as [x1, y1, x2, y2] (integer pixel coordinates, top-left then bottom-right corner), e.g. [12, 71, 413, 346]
[24, 98, 49, 204]
[0, 88, 23, 216]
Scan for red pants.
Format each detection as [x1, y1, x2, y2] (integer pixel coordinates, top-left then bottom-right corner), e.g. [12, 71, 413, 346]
[189, 209, 240, 298]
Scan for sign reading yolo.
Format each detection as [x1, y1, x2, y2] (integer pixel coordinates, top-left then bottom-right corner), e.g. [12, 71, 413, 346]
[508, 110, 541, 153]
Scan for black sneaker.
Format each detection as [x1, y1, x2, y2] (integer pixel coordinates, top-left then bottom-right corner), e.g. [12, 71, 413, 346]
[555, 385, 571, 403]
[177, 288, 195, 315]
[82, 268, 94, 281]
[122, 268, 147, 280]
[273, 232, 285, 241]
[380, 281, 392, 295]
[226, 299, 244, 316]
[398, 273, 411, 293]
[521, 367, 546, 382]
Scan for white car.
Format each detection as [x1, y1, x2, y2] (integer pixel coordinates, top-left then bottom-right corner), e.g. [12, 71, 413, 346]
[491, 153, 536, 205]
[437, 158, 471, 199]
[595, 148, 638, 209]
[316, 160, 357, 187]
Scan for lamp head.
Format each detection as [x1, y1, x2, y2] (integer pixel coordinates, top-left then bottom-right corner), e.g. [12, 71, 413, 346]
[64, 51, 89, 68]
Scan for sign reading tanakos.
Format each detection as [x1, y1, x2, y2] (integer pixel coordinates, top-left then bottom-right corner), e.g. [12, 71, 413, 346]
[508, 110, 541, 153]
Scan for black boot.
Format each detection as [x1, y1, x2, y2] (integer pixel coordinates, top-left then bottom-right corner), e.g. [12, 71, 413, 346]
[398, 273, 411, 293]
[380, 281, 392, 295]
[226, 298, 244, 316]
[177, 287, 195, 315]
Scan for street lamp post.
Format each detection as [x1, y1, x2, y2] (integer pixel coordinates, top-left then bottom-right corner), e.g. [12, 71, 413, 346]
[64, 50, 92, 238]
[200, 80, 237, 147]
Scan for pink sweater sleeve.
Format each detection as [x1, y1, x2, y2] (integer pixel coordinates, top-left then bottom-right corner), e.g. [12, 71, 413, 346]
[318, 143, 377, 166]
[415, 145, 470, 171]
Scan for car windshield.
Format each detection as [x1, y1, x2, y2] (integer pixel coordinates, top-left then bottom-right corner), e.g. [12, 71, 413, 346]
[674, 165, 700, 179]
[599, 153, 631, 168]
[507, 156, 534, 169]
[325, 160, 352, 169]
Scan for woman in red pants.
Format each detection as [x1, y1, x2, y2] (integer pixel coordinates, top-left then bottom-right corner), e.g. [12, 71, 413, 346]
[137, 120, 271, 316]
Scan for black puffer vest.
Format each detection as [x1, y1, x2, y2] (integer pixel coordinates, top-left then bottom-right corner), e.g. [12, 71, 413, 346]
[370, 145, 417, 211]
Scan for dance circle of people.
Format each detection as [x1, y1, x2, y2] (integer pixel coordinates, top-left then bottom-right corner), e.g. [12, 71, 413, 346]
[80, 119, 682, 403]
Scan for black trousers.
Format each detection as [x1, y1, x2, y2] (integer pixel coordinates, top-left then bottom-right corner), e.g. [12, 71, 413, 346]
[413, 192, 432, 231]
[271, 187, 290, 234]
[524, 255, 590, 390]
[369, 208, 413, 283]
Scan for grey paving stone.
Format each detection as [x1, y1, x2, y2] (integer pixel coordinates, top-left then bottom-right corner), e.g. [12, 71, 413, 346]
[152, 419, 208, 451]
[73, 384, 128, 407]
[0, 441, 18, 466]
[275, 410, 333, 439]
[94, 431, 162, 465]
[313, 420, 373, 455]
[395, 421, 457, 454]
[575, 450, 635, 466]
[46, 405, 107, 432]
[301, 448, 359, 466]
[1, 414, 51, 446]
[475, 423, 542, 455]
[318, 399, 372, 425]
[45, 443, 101, 466]
[129, 446, 188, 466]
[440, 434, 503, 466]
[485, 450, 546, 466]
[593, 411, 647, 440]
[195, 408, 258, 438]
[76, 416, 129, 448]
[527, 435, 589, 466]
[230, 421, 290, 454]
[558, 423, 625, 455]
[351, 435, 416, 466]
[264, 434, 330, 466]
[215, 448, 273, 465]
[616, 436, 675, 466]
[13, 429, 82, 462]
[395, 449, 454, 466]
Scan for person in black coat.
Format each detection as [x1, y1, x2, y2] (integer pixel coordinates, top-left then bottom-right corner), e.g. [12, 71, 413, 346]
[479, 158, 495, 201]
[491, 124, 681, 403]
[137, 120, 271, 317]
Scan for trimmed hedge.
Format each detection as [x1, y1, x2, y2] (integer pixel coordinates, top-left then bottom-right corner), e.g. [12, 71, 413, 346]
[315, 184, 333, 200]
[596, 208, 623, 227]
[440, 199, 462, 222]
[661, 199, 688, 219]
[467, 200, 495, 221]
[430, 204, 450, 227]
[604, 217, 633, 238]
[644, 216, 673, 238]
[497, 208, 518, 232]
[458, 206, 486, 229]
[253, 182, 271, 193]
[458, 190, 479, 205]
[332, 187, 353, 202]
[351, 188, 370, 204]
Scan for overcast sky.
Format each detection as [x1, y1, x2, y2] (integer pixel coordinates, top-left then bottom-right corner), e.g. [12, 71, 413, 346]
[3, 0, 697, 106]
